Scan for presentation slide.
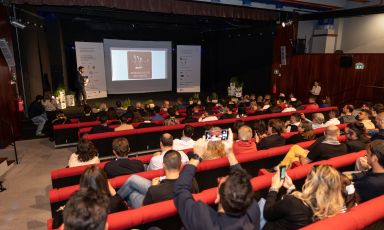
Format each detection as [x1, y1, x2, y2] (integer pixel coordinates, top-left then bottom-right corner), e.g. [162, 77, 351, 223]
[104, 39, 172, 94]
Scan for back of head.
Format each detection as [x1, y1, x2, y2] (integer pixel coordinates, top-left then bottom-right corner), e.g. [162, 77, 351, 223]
[154, 105, 161, 114]
[79, 166, 110, 196]
[112, 137, 130, 157]
[163, 150, 181, 171]
[168, 107, 176, 117]
[268, 119, 284, 135]
[312, 113, 325, 124]
[238, 125, 253, 141]
[119, 114, 130, 124]
[347, 122, 367, 140]
[63, 188, 109, 230]
[76, 139, 98, 162]
[116, 100, 122, 108]
[253, 120, 267, 136]
[372, 103, 384, 114]
[325, 125, 340, 139]
[84, 105, 92, 114]
[183, 125, 194, 138]
[160, 133, 174, 147]
[233, 120, 246, 134]
[345, 104, 354, 113]
[367, 140, 384, 167]
[294, 165, 343, 220]
[99, 115, 108, 124]
[329, 109, 339, 117]
[35, 94, 43, 101]
[205, 140, 225, 160]
[219, 168, 253, 214]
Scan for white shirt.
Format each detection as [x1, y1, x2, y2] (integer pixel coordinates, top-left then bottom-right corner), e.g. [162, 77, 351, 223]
[312, 123, 325, 129]
[68, 153, 100, 168]
[198, 116, 218, 122]
[310, 85, 321, 96]
[324, 118, 340, 126]
[147, 150, 189, 171]
[173, 137, 195, 151]
[282, 107, 296, 113]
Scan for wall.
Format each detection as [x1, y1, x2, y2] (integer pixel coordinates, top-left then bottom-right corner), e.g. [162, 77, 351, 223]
[0, 6, 21, 147]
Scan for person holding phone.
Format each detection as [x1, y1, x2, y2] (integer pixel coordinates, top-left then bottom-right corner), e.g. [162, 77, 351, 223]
[260, 165, 344, 229]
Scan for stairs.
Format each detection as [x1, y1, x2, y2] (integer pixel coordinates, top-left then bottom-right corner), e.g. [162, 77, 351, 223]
[0, 157, 15, 178]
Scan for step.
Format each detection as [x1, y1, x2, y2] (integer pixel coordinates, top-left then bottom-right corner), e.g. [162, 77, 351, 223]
[0, 158, 16, 177]
[7, 160, 15, 166]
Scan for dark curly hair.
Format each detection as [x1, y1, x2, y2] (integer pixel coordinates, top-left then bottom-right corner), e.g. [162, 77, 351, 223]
[76, 139, 98, 162]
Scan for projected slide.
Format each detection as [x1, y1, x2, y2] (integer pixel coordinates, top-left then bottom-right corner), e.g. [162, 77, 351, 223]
[104, 39, 172, 94]
[111, 49, 167, 81]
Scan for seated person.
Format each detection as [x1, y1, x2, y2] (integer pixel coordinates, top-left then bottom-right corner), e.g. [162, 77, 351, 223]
[89, 115, 114, 134]
[135, 101, 146, 116]
[151, 106, 165, 121]
[163, 107, 180, 126]
[345, 122, 370, 152]
[344, 140, 384, 203]
[305, 95, 319, 110]
[78, 105, 97, 122]
[61, 189, 109, 230]
[182, 106, 199, 124]
[114, 114, 134, 131]
[68, 139, 100, 167]
[281, 101, 296, 113]
[339, 104, 356, 124]
[285, 120, 315, 145]
[302, 112, 325, 129]
[137, 112, 159, 129]
[253, 120, 268, 140]
[147, 133, 189, 170]
[118, 150, 199, 208]
[257, 119, 286, 150]
[174, 146, 260, 229]
[233, 125, 256, 154]
[53, 166, 127, 228]
[220, 104, 236, 120]
[358, 109, 375, 130]
[371, 112, 384, 141]
[173, 125, 196, 151]
[115, 100, 126, 118]
[278, 125, 347, 168]
[193, 130, 227, 161]
[198, 106, 218, 122]
[324, 109, 341, 126]
[260, 165, 344, 229]
[107, 107, 118, 121]
[285, 113, 301, 132]
[52, 110, 71, 125]
[104, 138, 145, 178]
[232, 120, 245, 140]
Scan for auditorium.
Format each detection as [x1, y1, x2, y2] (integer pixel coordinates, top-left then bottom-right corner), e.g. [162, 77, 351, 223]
[1, 0, 384, 229]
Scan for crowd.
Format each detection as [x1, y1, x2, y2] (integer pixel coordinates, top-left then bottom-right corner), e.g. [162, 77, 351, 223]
[42, 93, 384, 229]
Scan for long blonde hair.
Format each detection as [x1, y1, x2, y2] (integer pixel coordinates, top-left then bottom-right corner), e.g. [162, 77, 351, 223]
[292, 165, 344, 221]
[203, 141, 225, 160]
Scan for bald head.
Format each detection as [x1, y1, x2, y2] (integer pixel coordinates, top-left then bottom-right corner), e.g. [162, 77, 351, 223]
[325, 125, 340, 139]
[160, 133, 173, 148]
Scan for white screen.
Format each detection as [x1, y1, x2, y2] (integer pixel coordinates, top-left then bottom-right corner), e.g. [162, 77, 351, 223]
[104, 39, 172, 94]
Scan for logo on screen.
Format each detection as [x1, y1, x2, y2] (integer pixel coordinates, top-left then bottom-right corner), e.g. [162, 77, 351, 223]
[127, 51, 152, 79]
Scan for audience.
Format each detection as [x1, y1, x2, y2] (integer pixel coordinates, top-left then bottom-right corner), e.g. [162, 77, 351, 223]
[305, 95, 319, 110]
[357, 109, 375, 130]
[115, 100, 126, 118]
[174, 146, 260, 229]
[78, 105, 97, 122]
[339, 104, 356, 124]
[198, 106, 218, 122]
[68, 139, 100, 167]
[114, 114, 134, 131]
[163, 107, 180, 126]
[371, 112, 384, 141]
[257, 119, 285, 150]
[151, 106, 164, 121]
[324, 109, 341, 126]
[147, 133, 189, 170]
[118, 150, 199, 208]
[182, 106, 199, 124]
[345, 140, 384, 203]
[137, 112, 158, 128]
[285, 120, 316, 145]
[233, 125, 256, 154]
[104, 138, 145, 178]
[89, 115, 114, 134]
[261, 165, 343, 229]
[345, 122, 370, 152]
[173, 125, 196, 151]
[285, 113, 301, 132]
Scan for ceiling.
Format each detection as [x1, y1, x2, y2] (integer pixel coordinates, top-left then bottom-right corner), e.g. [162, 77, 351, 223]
[193, 0, 382, 13]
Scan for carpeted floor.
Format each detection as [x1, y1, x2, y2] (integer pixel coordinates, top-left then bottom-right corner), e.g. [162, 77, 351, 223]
[0, 138, 75, 230]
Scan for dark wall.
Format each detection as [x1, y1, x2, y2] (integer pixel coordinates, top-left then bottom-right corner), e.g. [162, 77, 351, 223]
[0, 6, 21, 147]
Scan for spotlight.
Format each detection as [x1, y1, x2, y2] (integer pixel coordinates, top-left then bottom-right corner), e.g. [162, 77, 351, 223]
[282, 22, 286, 27]
[10, 19, 26, 29]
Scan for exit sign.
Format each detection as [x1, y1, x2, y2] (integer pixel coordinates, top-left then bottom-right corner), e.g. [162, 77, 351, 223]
[355, 62, 365, 70]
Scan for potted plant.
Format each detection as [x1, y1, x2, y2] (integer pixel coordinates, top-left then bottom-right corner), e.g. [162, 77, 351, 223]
[121, 98, 131, 109]
[144, 99, 155, 109]
[54, 85, 66, 109]
[65, 90, 76, 107]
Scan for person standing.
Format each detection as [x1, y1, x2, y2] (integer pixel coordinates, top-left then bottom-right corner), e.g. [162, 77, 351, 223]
[310, 80, 321, 97]
[75, 66, 87, 105]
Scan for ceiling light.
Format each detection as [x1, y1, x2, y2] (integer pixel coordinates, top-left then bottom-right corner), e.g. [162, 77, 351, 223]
[10, 19, 26, 29]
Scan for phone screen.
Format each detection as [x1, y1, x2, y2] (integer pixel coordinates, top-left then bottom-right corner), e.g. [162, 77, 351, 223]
[280, 166, 286, 180]
[205, 129, 229, 141]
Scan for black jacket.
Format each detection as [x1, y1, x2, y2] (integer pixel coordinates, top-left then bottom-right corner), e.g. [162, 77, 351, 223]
[28, 100, 45, 118]
[257, 134, 286, 150]
[75, 71, 85, 90]
[104, 158, 145, 178]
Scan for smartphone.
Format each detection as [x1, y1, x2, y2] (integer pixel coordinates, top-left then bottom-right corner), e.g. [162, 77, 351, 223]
[205, 129, 229, 141]
[279, 165, 287, 181]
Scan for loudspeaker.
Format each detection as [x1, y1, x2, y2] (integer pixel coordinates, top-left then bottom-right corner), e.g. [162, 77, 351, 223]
[340, 55, 353, 68]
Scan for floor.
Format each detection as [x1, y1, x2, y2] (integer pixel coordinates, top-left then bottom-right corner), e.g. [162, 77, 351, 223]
[0, 138, 75, 230]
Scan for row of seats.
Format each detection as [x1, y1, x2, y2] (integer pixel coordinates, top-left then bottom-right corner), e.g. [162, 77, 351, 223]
[84, 107, 337, 157]
[50, 124, 347, 189]
[49, 135, 347, 215]
[47, 150, 365, 230]
[53, 106, 335, 148]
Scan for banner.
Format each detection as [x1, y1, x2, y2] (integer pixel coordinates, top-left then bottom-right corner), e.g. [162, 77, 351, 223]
[75, 42, 107, 99]
[176, 45, 201, 93]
